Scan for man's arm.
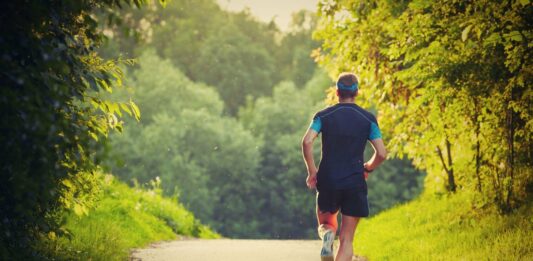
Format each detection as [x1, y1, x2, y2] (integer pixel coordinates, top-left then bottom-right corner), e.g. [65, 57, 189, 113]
[364, 138, 387, 172]
[302, 128, 319, 189]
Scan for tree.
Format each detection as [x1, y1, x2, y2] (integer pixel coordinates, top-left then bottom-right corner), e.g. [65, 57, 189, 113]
[192, 24, 278, 115]
[239, 82, 319, 238]
[277, 10, 322, 85]
[0, 0, 159, 258]
[106, 51, 262, 237]
[314, 0, 532, 210]
[95, 1, 427, 239]
[99, 1, 322, 115]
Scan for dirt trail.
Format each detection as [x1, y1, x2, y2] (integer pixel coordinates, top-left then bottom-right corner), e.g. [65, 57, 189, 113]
[130, 239, 367, 261]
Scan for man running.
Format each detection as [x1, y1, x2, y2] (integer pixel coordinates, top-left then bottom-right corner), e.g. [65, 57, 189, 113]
[301, 72, 387, 261]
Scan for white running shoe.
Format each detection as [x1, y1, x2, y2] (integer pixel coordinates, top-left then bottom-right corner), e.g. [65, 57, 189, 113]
[320, 229, 335, 261]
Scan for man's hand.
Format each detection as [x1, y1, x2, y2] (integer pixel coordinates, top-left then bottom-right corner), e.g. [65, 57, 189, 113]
[306, 167, 317, 189]
[306, 174, 317, 189]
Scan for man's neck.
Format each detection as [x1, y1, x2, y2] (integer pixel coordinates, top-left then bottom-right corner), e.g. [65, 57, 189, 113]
[338, 98, 355, 104]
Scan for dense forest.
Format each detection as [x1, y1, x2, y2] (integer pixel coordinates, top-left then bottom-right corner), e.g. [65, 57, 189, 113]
[0, 0, 423, 257]
[1, 0, 530, 259]
[100, 0, 424, 238]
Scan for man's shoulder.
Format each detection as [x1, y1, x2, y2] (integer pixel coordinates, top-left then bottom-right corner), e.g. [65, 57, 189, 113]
[352, 104, 377, 122]
[314, 104, 339, 118]
[314, 104, 378, 123]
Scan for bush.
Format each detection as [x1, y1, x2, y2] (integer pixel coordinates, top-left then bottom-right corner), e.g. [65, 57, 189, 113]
[43, 174, 218, 260]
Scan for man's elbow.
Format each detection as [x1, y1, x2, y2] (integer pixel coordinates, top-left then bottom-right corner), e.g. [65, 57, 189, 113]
[377, 150, 388, 161]
[302, 138, 313, 148]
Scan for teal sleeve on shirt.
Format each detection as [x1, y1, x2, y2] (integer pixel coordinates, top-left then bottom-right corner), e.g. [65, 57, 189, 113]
[310, 117, 321, 133]
[369, 122, 382, 140]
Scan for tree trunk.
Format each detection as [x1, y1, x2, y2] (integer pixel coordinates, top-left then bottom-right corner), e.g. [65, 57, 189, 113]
[445, 139, 456, 192]
[436, 139, 456, 192]
[474, 100, 482, 192]
[505, 96, 515, 212]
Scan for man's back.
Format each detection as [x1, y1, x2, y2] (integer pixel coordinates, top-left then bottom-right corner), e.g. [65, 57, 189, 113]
[310, 103, 381, 190]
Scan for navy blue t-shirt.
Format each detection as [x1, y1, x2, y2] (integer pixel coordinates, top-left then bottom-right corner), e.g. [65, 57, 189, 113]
[309, 103, 382, 190]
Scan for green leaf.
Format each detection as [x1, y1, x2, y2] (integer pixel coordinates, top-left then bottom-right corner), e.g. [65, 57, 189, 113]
[483, 33, 501, 46]
[62, 179, 74, 189]
[506, 31, 523, 42]
[90, 97, 100, 109]
[88, 131, 99, 141]
[112, 72, 123, 87]
[130, 100, 141, 121]
[109, 102, 121, 117]
[98, 80, 112, 93]
[120, 102, 132, 116]
[462, 25, 473, 42]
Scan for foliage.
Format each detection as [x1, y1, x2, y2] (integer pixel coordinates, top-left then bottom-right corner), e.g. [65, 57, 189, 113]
[41, 174, 218, 260]
[0, 0, 431, 258]
[314, 0, 533, 211]
[276, 10, 322, 85]
[365, 157, 425, 215]
[101, 49, 424, 239]
[239, 82, 323, 238]
[0, 0, 166, 258]
[192, 24, 277, 114]
[304, 68, 334, 103]
[106, 51, 263, 237]
[238, 81, 424, 237]
[98, 0, 322, 115]
[99, 1, 426, 237]
[105, 4, 421, 238]
[352, 192, 533, 260]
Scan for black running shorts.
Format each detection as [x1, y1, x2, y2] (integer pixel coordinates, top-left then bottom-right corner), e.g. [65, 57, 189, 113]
[316, 188, 369, 217]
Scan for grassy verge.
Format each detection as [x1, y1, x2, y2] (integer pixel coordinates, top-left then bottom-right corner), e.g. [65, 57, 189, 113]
[353, 192, 533, 260]
[49, 175, 219, 260]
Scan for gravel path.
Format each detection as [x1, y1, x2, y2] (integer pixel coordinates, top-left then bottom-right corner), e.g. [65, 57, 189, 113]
[131, 239, 367, 261]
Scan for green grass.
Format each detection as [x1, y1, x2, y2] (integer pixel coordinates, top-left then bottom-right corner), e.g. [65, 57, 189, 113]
[353, 192, 533, 260]
[50, 175, 219, 260]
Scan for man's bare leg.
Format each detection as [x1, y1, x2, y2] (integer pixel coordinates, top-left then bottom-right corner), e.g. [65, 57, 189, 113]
[316, 205, 338, 237]
[316, 205, 338, 260]
[335, 214, 360, 261]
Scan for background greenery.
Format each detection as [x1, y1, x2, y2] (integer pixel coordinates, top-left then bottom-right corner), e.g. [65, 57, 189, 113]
[101, 0, 425, 239]
[314, 0, 532, 211]
[352, 192, 533, 260]
[0, 0, 149, 259]
[42, 174, 218, 260]
[3, 0, 530, 260]
[313, 0, 532, 258]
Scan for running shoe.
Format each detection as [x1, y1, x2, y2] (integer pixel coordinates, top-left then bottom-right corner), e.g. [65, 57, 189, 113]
[320, 229, 335, 261]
